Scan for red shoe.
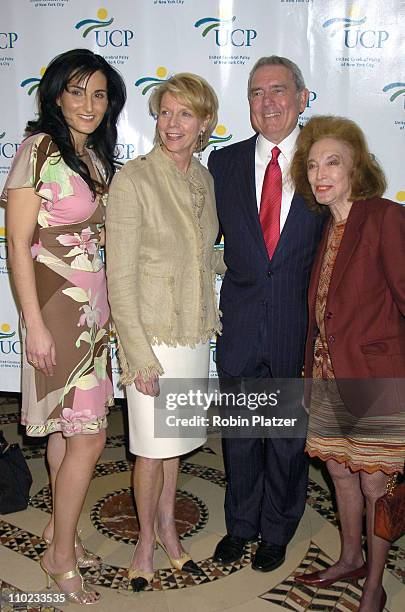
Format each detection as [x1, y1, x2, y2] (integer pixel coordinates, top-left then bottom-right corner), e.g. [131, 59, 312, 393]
[294, 563, 367, 588]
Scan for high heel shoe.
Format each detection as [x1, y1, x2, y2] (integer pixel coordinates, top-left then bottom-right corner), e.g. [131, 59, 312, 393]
[127, 567, 155, 592]
[127, 539, 155, 592]
[40, 558, 100, 605]
[75, 531, 102, 569]
[42, 530, 101, 569]
[155, 531, 204, 576]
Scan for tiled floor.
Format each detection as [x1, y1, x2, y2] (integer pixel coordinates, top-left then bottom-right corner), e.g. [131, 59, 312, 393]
[0, 394, 404, 611]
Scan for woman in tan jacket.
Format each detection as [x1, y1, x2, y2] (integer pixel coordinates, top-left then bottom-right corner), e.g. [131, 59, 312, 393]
[106, 73, 224, 591]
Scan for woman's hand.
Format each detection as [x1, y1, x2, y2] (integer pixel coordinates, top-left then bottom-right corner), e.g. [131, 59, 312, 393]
[134, 375, 160, 397]
[26, 323, 56, 377]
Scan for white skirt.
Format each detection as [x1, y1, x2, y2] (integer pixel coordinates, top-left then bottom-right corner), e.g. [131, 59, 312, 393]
[126, 342, 209, 458]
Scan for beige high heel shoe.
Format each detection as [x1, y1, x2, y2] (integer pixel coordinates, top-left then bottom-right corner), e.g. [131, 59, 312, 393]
[42, 530, 102, 569]
[127, 541, 155, 592]
[155, 531, 203, 575]
[127, 567, 155, 592]
[40, 558, 101, 605]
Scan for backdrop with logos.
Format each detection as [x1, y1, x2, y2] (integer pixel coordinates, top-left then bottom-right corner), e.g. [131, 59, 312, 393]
[0, 0, 403, 392]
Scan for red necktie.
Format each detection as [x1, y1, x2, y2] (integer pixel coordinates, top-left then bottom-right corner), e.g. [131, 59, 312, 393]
[259, 146, 282, 259]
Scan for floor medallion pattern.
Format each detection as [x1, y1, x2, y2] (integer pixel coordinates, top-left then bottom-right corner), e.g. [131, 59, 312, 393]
[0, 518, 259, 592]
[91, 487, 209, 544]
[27, 458, 405, 596]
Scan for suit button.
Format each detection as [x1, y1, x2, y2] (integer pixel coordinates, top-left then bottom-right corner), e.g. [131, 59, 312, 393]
[326, 312, 333, 319]
[267, 271, 273, 277]
[328, 335, 335, 343]
[261, 300, 267, 306]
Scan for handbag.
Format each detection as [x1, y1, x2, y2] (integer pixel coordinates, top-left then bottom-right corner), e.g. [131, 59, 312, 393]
[0, 430, 33, 514]
[374, 472, 405, 542]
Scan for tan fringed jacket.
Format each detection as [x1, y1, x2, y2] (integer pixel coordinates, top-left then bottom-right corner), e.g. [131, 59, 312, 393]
[105, 145, 225, 384]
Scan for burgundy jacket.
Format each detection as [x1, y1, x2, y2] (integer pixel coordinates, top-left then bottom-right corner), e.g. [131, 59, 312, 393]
[304, 197, 405, 415]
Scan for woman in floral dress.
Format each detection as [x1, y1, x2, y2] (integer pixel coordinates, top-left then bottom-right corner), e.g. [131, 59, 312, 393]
[2, 49, 125, 603]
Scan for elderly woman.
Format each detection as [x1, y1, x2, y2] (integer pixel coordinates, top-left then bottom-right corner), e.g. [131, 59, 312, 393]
[290, 116, 405, 612]
[106, 73, 224, 591]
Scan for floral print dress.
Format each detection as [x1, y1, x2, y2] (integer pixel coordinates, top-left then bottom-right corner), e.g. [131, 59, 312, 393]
[1, 133, 113, 436]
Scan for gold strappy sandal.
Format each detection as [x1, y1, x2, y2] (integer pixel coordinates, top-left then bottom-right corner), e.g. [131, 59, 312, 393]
[42, 530, 102, 570]
[40, 558, 100, 605]
[75, 531, 102, 569]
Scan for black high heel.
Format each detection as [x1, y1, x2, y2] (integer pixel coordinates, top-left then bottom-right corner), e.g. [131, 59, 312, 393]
[155, 531, 204, 576]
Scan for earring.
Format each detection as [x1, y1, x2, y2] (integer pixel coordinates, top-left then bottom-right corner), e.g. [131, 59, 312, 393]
[198, 131, 204, 162]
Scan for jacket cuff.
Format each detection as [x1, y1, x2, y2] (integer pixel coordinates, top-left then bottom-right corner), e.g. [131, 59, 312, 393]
[120, 363, 164, 386]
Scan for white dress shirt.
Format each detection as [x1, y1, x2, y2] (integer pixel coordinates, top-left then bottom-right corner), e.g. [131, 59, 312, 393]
[255, 125, 300, 233]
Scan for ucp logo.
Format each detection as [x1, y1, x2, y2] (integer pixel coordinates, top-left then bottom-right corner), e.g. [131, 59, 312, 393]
[383, 83, 405, 109]
[322, 9, 389, 49]
[194, 15, 257, 47]
[75, 8, 134, 47]
[135, 66, 170, 95]
[207, 125, 233, 150]
[0, 323, 22, 356]
[0, 227, 7, 261]
[306, 91, 317, 109]
[21, 67, 47, 96]
[0, 32, 18, 49]
[0, 132, 19, 159]
[114, 143, 136, 161]
[0, 323, 21, 355]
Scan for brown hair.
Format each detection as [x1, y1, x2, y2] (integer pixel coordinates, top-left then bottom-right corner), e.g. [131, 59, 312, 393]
[149, 72, 218, 151]
[290, 115, 387, 213]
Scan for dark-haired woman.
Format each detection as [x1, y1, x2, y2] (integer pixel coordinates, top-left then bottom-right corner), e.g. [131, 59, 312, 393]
[2, 48, 126, 604]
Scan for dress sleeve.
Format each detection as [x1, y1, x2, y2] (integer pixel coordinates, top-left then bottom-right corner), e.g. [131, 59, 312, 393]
[0, 133, 55, 204]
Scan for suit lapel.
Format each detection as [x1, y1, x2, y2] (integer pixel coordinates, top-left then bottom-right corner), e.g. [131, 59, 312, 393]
[238, 135, 269, 261]
[272, 193, 305, 260]
[327, 202, 366, 302]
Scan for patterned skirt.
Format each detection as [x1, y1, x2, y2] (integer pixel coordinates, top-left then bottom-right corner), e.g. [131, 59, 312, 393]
[306, 379, 405, 474]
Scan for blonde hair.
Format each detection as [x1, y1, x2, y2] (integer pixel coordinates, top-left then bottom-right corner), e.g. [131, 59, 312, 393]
[149, 72, 218, 151]
[290, 115, 387, 213]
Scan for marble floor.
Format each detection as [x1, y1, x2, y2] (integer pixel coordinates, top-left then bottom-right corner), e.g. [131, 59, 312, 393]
[0, 394, 404, 611]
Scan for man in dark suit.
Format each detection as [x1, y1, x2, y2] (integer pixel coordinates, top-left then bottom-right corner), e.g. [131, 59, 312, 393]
[208, 56, 326, 571]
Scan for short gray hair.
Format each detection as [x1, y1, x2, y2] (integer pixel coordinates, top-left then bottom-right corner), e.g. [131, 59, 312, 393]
[247, 56, 306, 97]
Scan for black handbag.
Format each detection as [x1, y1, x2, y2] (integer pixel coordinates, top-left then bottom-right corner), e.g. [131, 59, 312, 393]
[0, 430, 33, 514]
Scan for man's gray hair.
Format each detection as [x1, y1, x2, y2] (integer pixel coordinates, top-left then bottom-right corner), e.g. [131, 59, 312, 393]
[247, 56, 306, 97]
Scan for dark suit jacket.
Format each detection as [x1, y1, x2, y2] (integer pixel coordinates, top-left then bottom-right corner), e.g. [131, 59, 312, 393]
[304, 197, 405, 414]
[208, 135, 326, 377]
